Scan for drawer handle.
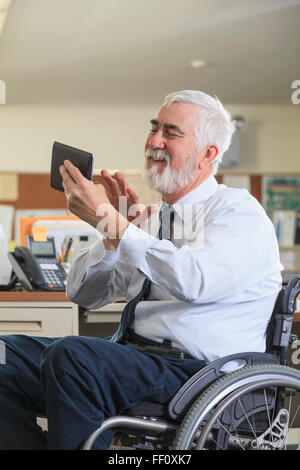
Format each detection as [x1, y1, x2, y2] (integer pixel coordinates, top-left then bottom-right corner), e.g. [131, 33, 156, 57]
[0, 321, 42, 331]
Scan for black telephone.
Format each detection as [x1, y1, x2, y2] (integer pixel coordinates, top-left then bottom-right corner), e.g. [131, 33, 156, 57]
[7, 238, 67, 292]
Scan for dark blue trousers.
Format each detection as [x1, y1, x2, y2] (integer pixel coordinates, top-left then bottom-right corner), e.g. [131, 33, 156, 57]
[0, 334, 206, 450]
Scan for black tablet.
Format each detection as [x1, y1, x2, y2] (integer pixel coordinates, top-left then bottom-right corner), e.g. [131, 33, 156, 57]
[50, 141, 94, 192]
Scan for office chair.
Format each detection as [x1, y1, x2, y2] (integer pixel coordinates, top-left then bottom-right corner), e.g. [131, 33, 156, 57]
[82, 277, 300, 450]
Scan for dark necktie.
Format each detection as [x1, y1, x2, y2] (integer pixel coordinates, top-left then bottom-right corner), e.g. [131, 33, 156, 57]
[111, 204, 174, 343]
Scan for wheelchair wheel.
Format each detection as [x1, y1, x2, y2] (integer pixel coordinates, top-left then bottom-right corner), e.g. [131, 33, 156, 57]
[173, 364, 300, 450]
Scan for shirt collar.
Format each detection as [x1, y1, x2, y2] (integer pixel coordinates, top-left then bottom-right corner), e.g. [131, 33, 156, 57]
[160, 175, 219, 225]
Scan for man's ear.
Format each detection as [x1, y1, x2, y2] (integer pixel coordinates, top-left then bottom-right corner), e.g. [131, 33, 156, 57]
[206, 145, 219, 164]
[198, 145, 219, 169]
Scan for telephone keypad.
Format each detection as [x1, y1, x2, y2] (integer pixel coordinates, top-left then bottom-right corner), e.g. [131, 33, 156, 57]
[38, 258, 67, 289]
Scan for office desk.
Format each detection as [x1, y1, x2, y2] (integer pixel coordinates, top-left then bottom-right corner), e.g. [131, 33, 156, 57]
[83, 301, 125, 324]
[0, 290, 299, 339]
[0, 291, 79, 337]
[84, 302, 300, 323]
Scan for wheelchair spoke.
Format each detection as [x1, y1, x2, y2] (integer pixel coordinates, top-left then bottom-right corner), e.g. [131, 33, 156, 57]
[271, 387, 278, 424]
[288, 403, 300, 429]
[216, 419, 246, 450]
[263, 388, 275, 448]
[249, 392, 257, 439]
[285, 391, 293, 450]
[237, 397, 261, 449]
[210, 434, 226, 451]
[223, 417, 246, 450]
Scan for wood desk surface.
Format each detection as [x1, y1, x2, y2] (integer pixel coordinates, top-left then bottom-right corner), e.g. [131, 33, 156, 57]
[0, 291, 299, 321]
[0, 290, 69, 302]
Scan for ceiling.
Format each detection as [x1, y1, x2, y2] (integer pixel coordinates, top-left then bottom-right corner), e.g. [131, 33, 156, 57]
[0, 0, 300, 105]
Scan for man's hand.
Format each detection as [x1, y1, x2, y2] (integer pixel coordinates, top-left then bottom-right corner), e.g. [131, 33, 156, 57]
[101, 169, 159, 228]
[60, 160, 109, 228]
[101, 169, 140, 223]
[60, 160, 129, 249]
[60, 161, 159, 250]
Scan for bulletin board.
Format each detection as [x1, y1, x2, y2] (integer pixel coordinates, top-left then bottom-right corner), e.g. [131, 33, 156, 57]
[263, 176, 300, 214]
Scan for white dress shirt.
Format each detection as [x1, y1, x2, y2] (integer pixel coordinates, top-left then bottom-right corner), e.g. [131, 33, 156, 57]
[67, 175, 283, 363]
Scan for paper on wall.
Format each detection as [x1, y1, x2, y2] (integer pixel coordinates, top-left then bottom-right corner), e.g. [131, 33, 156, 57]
[32, 226, 48, 242]
[0, 204, 14, 240]
[32, 219, 102, 257]
[15, 208, 69, 244]
[0, 224, 12, 285]
[272, 210, 296, 247]
[0, 174, 18, 201]
[222, 175, 251, 193]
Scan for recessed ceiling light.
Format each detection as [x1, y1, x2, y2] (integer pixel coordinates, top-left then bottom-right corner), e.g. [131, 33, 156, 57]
[0, 0, 11, 37]
[0, 11, 8, 36]
[189, 60, 208, 69]
[0, 0, 11, 11]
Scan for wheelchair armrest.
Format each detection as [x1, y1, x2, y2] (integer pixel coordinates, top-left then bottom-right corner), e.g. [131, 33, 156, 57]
[168, 351, 279, 421]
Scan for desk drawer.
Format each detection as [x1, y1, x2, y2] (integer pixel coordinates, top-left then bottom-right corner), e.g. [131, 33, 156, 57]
[84, 302, 124, 323]
[0, 307, 75, 337]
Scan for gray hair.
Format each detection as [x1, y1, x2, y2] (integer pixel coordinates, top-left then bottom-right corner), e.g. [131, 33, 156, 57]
[163, 90, 235, 174]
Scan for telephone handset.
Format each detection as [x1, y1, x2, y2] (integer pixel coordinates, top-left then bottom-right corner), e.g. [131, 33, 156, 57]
[7, 239, 67, 291]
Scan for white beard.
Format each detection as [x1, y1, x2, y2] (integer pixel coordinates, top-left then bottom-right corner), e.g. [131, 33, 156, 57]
[143, 148, 198, 194]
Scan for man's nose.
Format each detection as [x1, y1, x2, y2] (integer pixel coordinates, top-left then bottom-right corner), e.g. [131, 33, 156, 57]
[148, 130, 166, 149]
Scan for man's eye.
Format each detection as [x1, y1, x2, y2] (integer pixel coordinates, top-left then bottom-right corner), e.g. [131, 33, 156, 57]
[149, 128, 178, 137]
[166, 131, 178, 137]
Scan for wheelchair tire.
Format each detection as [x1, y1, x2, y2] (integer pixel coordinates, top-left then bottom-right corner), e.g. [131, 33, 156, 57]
[173, 364, 300, 450]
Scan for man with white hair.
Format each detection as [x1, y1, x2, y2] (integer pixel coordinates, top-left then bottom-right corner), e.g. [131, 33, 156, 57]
[0, 90, 282, 450]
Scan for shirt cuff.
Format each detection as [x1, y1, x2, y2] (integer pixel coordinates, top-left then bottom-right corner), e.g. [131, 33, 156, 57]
[118, 222, 159, 269]
[84, 242, 119, 282]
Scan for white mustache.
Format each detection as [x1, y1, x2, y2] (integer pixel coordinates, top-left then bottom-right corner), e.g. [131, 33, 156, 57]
[145, 148, 170, 163]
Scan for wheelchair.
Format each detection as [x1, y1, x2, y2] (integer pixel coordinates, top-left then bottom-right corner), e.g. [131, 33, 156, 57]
[82, 277, 300, 450]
